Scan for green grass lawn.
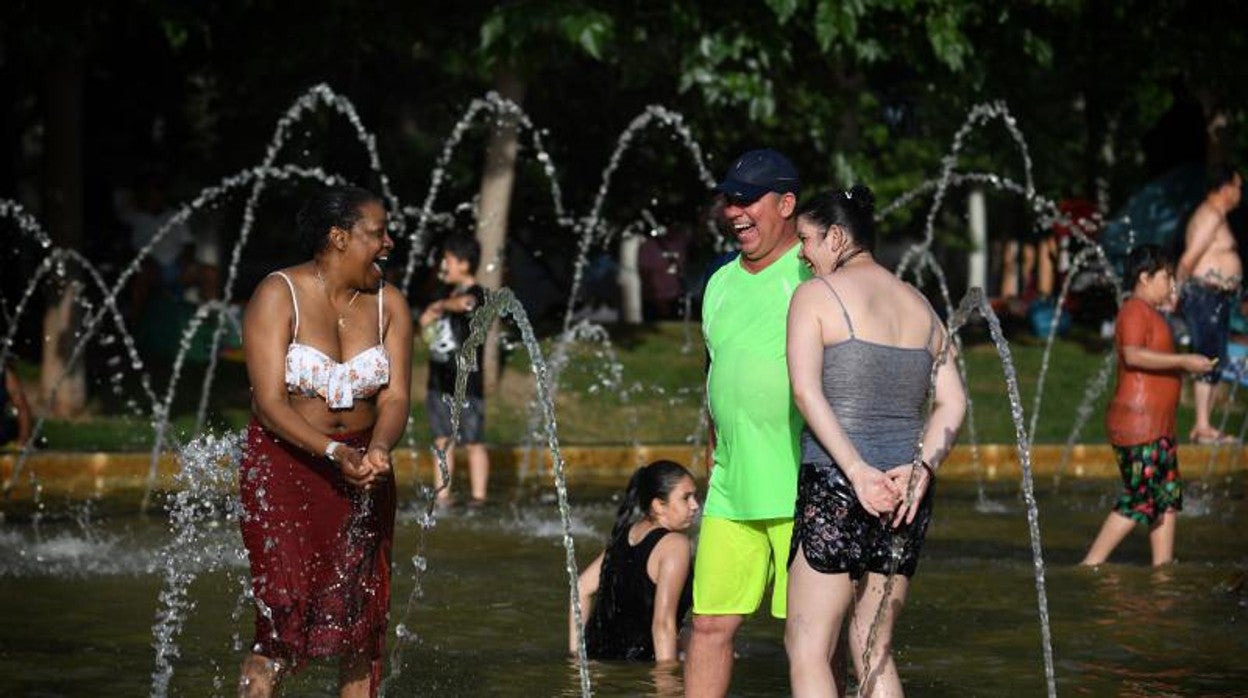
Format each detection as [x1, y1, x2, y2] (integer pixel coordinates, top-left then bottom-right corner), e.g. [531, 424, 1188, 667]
[13, 320, 1247, 452]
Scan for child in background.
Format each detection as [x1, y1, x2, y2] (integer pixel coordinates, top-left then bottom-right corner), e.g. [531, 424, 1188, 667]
[1082, 245, 1216, 566]
[571, 460, 699, 662]
[419, 233, 489, 506]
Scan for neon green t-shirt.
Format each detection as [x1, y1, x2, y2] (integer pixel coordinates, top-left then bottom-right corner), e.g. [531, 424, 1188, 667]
[701, 243, 811, 520]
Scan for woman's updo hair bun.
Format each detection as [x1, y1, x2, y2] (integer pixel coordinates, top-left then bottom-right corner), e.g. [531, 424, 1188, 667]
[845, 184, 875, 215]
[795, 184, 878, 252]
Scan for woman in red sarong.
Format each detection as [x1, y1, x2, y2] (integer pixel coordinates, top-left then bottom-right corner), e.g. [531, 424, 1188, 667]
[238, 185, 412, 697]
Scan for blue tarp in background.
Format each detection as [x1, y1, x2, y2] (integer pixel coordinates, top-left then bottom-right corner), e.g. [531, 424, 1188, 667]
[1098, 162, 1208, 274]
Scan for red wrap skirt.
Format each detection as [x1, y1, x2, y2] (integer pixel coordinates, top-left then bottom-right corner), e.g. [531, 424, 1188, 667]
[239, 418, 396, 686]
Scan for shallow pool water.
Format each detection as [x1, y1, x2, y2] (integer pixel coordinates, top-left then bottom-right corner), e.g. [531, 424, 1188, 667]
[0, 476, 1244, 696]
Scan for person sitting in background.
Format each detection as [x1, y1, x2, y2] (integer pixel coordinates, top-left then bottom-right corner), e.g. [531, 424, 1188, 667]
[0, 361, 32, 449]
[419, 232, 489, 506]
[571, 460, 699, 662]
[1082, 245, 1214, 567]
[116, 174, 223, 364]
[116, 174, 220, 318]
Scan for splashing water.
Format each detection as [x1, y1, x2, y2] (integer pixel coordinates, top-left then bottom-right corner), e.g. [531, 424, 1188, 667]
[858, 288, 1056, 698]
[949, 290, 1057, 698]
[1051, 349, 1117, 489]
[9, 85, 1230, 697]
[382, 288, 591, 698]
[149, 430, 245, 697]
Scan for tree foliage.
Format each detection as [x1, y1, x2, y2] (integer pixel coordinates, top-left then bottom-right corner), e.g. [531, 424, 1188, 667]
[2, 0, 1245, 282]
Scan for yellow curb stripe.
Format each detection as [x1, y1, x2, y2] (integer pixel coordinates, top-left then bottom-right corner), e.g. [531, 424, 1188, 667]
[2, 444, 1243, 501]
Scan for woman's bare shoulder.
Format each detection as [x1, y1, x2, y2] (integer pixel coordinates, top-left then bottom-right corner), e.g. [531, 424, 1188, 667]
[380, 281, 411, 311]
[795, 275, 839, 300]
[789, 278, 824, 311]
[655, 529, 692, 555]
[247, 268, 303, 312]
[258, 265, 306, 288]
[903, 280, 938, 319]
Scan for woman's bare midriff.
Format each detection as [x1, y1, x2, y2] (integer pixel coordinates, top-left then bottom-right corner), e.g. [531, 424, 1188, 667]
[288, 394, 378, 434]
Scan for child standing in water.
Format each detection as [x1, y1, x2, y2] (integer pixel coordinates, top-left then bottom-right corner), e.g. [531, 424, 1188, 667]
[1082, 245, 1216, 566]
[419, 233, 489, 506]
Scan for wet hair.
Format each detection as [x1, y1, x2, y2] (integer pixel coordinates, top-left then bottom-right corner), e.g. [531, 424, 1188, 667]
[607, 460, 693, 543]
[1123, 244, 1172, 289]
[296, 185, 383, 256]
[1208, 163, 1241, 193]
[794, 184, 877, 252]
[441, 232, 481, 274]
[591, 461, 693, 627]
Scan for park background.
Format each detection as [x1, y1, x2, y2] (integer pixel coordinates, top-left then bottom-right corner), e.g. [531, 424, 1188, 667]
[2, 3, 1248, 697]
[1, 1, 1247, 450]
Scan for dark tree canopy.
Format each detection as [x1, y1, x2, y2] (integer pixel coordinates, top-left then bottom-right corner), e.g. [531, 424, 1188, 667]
[1, 0, 1244, 293]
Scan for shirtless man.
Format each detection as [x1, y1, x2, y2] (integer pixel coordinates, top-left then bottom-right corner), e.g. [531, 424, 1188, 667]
[1177, 165, 1242, 443]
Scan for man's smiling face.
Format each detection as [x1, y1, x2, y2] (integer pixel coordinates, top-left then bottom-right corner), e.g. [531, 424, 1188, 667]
[721, 191, 796, 266]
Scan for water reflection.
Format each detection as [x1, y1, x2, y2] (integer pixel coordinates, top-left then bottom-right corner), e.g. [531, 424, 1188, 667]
[560, 657, 684, 697]
[0, 480, 1245, 695]
[1087, 566, 1182, 630]
[1073, 565, 1234, 696]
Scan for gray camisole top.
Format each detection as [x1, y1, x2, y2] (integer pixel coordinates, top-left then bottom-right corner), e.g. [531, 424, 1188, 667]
[800, 277, 937, 471]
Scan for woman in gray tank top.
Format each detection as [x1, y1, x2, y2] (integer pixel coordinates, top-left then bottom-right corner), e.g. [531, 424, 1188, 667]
[784, 186, 967, 697]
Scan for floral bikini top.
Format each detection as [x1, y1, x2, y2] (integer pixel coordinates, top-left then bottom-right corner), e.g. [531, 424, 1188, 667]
[271, 271, 390, 409]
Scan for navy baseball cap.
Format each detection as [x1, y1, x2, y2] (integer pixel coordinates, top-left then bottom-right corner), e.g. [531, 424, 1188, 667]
[713, 148, 801, 203]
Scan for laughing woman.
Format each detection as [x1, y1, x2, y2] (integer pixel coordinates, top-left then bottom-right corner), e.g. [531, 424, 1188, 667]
[238, 185, 412, 698]
[784, 186, 965, 697]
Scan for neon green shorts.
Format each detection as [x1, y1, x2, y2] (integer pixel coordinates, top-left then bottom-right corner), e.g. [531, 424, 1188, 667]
[692, 515, 793, 619]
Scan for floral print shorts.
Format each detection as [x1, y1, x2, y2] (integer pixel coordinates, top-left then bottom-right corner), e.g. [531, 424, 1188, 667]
[788, 461, 934, 580]
[1112, 436, 1182, 525]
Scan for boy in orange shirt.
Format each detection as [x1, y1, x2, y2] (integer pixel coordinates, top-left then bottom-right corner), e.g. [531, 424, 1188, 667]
[1082, 245, 1216, 566]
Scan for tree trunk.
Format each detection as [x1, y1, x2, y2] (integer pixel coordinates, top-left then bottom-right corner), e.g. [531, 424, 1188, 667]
[967, 188, 988, 292]
[618, 234, 643, 324]
[475, 68, 525, 396]
[40, 45, 87, 417]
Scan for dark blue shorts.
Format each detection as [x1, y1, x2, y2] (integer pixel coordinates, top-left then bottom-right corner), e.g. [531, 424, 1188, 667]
[1180, 282, 1235, 383]
[426, 391, 486, 443]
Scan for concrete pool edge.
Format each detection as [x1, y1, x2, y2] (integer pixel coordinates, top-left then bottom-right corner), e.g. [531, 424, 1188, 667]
[2, 443, 1245, 500]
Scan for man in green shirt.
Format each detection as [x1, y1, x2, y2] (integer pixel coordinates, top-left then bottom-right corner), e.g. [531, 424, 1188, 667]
[686, 149, 810, 697]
